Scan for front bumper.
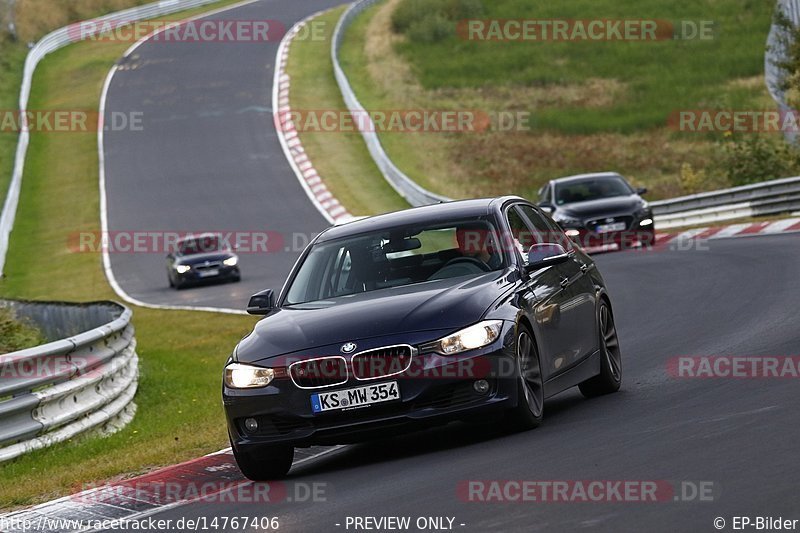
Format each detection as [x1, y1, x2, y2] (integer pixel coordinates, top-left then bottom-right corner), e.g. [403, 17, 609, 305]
[223, 325, 520, 450]
[175, 265, 240, 283]
[565, 226, 655, 249]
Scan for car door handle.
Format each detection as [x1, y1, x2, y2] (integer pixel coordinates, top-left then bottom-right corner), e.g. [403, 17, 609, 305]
[580, 263, 588, 273]
[560, 277, 570, 288]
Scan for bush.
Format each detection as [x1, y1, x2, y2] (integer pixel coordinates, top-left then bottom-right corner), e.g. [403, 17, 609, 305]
[391, 0, 484, 42]
[679, 162, 707, 194]
[0, 307, 45, 354]
[715, 134, 800, 186]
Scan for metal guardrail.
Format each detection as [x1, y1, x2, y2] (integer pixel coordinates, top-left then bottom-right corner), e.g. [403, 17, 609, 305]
[651, 176, 800, 229]
[0, 0, 224, 277]
[331, 0, 451, 207]
[0, 300, 138, 462]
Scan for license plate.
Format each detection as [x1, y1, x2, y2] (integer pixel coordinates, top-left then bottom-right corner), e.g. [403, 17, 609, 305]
[198, 269, 219, 277]
[595, 222, 626, 233]
[311, 381, 400, 413]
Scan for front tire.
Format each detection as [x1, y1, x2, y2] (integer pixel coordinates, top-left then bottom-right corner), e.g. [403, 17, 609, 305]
[505, 324, 544, 430]
[579, 300, 622, 397]
[231, 441, 294, 481]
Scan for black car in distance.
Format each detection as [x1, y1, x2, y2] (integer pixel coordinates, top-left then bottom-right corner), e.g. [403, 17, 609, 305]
[223, 197, 622, 480]
[538, 172, 655, 250]
[166, 233, 241, 289]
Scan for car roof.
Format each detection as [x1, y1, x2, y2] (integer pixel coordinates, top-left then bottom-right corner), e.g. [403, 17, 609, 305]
[317, 196, 524, 242]
[551, 171, 624, 184]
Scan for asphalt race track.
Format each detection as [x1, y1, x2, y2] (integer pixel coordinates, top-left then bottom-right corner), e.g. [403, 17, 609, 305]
[95, 232, 799, 532]
[103, 0, 344, 311]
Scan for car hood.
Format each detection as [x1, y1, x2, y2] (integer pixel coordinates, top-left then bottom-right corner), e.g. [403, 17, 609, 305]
[558, 195, 644, 218]
[235, 271, 514, 363]
[177, 251, 234, 265]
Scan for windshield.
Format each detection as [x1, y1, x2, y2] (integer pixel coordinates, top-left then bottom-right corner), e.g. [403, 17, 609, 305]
[554, 176, 633, 205]
[178, 235, 226, 255]
[284, 218, 505, 305]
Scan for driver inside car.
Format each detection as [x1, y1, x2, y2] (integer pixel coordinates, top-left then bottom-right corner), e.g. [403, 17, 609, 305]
[455, 225, 502, 270]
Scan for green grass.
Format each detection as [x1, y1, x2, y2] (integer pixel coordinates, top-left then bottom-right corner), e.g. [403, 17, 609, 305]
[396, 0, 773, 134]
[338, 0, 778, 202]
[286, 7, 407, 216]
[0, 0, 258, 509]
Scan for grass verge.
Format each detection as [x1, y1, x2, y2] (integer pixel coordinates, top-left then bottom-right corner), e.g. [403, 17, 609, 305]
[0, 0, 257, 509]
[339, 0, 780, 201]
[0, 40, 27, 212]
[285, 6, 407, 216]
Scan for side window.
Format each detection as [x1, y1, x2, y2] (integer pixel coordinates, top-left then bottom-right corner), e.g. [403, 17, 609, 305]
[518, 205, 573, 250]
[506, 206, 541, 258]
[518, 205, 556, 243]
[538, 184, 551, 204]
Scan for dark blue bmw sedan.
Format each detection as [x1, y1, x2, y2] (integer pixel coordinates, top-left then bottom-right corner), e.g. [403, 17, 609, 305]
[223, 197, 622, 479]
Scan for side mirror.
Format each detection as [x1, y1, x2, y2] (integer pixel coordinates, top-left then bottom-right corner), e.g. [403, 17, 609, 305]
[635, 187, 648, 195]
[538, 202, 554, 214]
[525, 243, 569, 271]
[247, 289, 275, 315]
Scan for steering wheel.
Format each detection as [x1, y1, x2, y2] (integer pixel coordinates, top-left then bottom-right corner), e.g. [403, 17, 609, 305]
[442, 256, 491, 272]
[429, 256, 491, 280]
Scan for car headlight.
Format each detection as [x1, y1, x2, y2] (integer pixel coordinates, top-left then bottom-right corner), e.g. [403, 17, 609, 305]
[554, 214, 582, 227]
[224, 362, 275, 389]
[223, 256, 238, 267]
[175, 264, 191, 274]
[430, 320, 504, 355]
